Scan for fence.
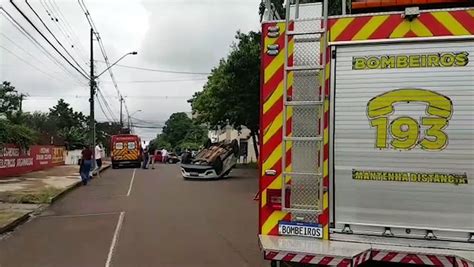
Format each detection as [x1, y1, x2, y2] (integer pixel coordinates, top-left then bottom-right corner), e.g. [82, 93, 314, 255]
[0, 144, 65, 178]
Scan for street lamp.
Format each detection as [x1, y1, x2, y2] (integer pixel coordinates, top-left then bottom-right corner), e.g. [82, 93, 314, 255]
[128, 109, 142, 130]
[96, 51, 138, 78]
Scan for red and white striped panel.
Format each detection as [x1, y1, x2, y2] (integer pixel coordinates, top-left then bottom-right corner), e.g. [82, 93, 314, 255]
[456, 258, 474, 267]
[264, 251, 351, 266]
[372, 251, 455, 266]
[353, 250, 371, 267]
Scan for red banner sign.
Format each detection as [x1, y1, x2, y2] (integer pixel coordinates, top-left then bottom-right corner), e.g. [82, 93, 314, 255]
[0, 145, 65, 178]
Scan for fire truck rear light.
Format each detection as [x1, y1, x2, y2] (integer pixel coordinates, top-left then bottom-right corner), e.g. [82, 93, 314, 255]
[267, 189, 290, 210]
[267, 50, 279, 56]
[267, 44, 279, 50]
[268, 25, 279, 32]
[267, 31, 279, 38]
[265, 169, 277, 176]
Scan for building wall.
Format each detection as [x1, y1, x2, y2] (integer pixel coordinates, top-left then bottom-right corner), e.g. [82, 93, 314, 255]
[208, 126, 258, 163]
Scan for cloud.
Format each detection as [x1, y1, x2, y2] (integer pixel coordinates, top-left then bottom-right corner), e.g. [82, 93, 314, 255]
[140, 0, 260, 72]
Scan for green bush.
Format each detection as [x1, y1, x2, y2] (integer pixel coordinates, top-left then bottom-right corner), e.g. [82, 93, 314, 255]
[0, 119, 38, 148]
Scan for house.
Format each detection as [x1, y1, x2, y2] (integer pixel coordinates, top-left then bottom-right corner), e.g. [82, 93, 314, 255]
[208, 125, 258, 163]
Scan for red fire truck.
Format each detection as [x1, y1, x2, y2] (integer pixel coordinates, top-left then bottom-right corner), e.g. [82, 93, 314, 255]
[259, 0, 473, 266]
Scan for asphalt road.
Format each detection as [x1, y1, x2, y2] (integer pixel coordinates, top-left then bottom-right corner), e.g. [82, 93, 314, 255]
[0, 164, 267, 267]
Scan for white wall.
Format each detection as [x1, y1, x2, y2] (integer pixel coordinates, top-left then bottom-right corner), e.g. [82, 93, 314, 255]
[65, 150, 82, 165]
[208, 125, 258, 163]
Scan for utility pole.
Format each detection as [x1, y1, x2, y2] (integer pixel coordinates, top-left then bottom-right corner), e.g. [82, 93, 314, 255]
[19, 94, 24, 112]
[89, 28, 96, 168]
[119, 96, 123, 128]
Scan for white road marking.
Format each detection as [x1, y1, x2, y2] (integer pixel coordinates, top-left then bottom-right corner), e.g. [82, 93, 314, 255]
[105, 211, 125, 267]
[126, 169, 136, 197]
[39, 212, 120, 218]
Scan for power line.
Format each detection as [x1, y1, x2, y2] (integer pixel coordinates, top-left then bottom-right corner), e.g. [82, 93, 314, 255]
[97, 88, 119, 122]
[129, 116, 166, 124]
[28, 95, 191, 99]
[96, 95, 114, 122]
[131, 125, 164, 129]
[9, 0, 90, 80]
[106, 63, 210, 75]
[0, 7, 86, 85]
[46, 0, 89, 65]
[0, 44, 64, 82]
[100, 78, 207, 84]
[1, 32, 47, 67]
[24, 0, 89, 76]
[78, 0, 132, 126]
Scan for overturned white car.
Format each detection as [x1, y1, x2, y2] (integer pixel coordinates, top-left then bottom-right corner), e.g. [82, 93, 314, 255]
[180, 139, 239, 179]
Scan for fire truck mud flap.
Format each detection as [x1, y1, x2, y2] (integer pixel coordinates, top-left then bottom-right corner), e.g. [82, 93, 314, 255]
[259, 235, 474, 266]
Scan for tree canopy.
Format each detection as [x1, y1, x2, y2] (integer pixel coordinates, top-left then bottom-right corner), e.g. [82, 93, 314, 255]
[1, 81, 122, 150]
[149, 112, 207, 153]
[189, 31, 261, 157]
[0, 81, 23, 119]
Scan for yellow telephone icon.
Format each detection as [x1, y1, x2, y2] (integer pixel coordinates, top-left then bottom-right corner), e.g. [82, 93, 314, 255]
[367, 89, 453, 151]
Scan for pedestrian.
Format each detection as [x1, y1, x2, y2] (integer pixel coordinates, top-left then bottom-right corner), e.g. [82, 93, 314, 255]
[148, 147, 158, 170]
[142, 146, 149, 169]
[161, 148, 168, 164]
[80, 145, 93, 185]
[95, 143, 103, 170]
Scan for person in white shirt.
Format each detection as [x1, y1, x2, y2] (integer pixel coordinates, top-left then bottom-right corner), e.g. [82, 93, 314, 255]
[95, 144, 103, 169]
[161, 148, 168, 163]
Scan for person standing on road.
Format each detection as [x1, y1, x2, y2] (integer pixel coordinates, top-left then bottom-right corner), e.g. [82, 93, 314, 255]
[142, 146, 149, 169]
[80, 146, 93, 185]
[149, 146, 156, 169]
[95, 143, 103, 170]
[161, 148, 168, 164]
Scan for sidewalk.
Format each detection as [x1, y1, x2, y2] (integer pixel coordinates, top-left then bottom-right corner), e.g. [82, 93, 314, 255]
[0, 163, 110, 234]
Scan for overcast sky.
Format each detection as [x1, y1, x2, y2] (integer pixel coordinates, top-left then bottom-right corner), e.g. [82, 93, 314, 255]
[0, 0, 261, 142]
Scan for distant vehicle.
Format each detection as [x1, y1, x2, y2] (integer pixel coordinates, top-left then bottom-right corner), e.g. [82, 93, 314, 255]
[111, 134, 142, 169]
[180, 139, 239, 179]
[167, 153, 180, 164]
[154, 150, 163, 162]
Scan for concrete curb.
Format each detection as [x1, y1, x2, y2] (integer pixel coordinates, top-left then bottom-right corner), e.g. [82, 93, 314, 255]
[0, 165, 111, 235]
[0, 211, 31, 235]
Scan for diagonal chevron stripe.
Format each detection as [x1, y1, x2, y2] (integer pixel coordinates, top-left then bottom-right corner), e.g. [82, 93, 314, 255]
[262, 211, 288, 235]
[330, 17, 355, 41]
[329, 9, 473, 42]
[432, 11, 470, 35]
[352, 15, 389, 40]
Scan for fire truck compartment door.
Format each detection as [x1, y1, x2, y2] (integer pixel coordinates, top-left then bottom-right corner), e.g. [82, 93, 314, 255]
[333, 40, 474, 239]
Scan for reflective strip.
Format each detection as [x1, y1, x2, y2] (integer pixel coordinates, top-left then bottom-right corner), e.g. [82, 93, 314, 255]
[329, 9, 474, 42]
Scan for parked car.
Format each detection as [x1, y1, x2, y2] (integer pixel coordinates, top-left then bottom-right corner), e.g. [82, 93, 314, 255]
[167, 153, 180, 164]
[153, 151, 179, 164]
[154, 150, 163, 162]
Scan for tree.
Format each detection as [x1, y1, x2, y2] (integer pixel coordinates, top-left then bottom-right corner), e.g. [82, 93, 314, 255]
[96, 122, 122, 154]
[0, 81, 23, 119]
[49, 99, 88, 130]
[149, 112, 207, 153]
[189, 31, 261, 158]
[0, 119, 38, 148]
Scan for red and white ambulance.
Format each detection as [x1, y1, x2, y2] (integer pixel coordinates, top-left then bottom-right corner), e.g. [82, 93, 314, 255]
[259, 0, 473, 266]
